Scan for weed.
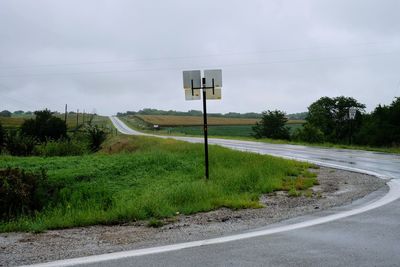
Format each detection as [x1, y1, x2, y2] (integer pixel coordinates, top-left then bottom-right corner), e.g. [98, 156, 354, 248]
[304, 190, 313, 198]
[147, 218, 164, 228]
[288, 188, 301, 197]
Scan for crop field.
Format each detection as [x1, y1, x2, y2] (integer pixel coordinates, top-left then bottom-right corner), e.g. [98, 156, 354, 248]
[0, 114, 111, 130]
[135, 115, 260, 126]
[121, 115, 304, 137]
[0, 135, 316, 232]
[135, 115, 304, 126]
[0, 117, 25, 129]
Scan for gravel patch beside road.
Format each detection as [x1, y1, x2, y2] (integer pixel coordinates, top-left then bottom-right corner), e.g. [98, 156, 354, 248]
[0, 167, 387, 266]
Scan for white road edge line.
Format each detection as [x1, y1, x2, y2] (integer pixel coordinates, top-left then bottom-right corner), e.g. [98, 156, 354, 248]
[24, 117, 400, 267]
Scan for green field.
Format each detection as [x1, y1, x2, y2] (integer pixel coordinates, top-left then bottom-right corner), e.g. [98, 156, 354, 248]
[163, 124, 303, 137]
[164, 125, 254, 137]
[0, 135, 316, 232]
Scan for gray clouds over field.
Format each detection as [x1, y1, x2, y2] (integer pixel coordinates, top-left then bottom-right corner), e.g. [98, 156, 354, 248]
[0, 0, 399, 115]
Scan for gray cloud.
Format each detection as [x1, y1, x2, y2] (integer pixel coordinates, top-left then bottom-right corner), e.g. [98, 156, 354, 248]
[0, 0, 399, 115]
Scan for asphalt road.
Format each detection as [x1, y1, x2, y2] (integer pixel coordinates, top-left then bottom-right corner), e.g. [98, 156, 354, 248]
[45, 117, 400, 267]
[86, 194, 400, 267]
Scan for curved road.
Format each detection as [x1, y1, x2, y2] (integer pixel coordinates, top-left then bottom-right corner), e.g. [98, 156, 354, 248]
[33, 117, 400, 266]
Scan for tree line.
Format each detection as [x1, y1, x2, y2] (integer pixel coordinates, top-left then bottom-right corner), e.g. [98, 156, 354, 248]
[253, 96, 400, 147]
[116, 108, 307, 119]
[0, 109, 85, 118]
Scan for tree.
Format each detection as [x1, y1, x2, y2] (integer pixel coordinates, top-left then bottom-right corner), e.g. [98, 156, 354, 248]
[0, 110, 12, 117]
[20, 109, 67, 142]
[356, 97, 400, 146]
[13, 110, 24, 115]
[306, 96, 365, 143]
[252, 110, 290, 140]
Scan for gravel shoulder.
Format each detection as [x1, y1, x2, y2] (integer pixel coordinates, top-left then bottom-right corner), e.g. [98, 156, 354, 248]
[0, 167, 387, 266]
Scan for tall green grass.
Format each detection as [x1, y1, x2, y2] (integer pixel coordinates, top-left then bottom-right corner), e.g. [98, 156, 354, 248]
[0, 135, 316, 232]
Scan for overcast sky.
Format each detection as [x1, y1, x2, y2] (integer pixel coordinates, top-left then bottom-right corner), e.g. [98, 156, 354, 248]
[0, 0, 399, 115]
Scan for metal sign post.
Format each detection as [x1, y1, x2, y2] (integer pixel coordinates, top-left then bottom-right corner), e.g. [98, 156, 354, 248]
[348, 107, 357, 145]
[183, 70, 222, 179]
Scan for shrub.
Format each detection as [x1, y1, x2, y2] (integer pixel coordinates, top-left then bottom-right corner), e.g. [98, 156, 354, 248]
[35, 139, 88, 156]
[292, 123, 325, 143]
[0, 168, 49, 220]
[21, 109, 67, 142]
[5, 130, 36, 156]
[252, 110, 290, 140]
[86, 125, 107, 152]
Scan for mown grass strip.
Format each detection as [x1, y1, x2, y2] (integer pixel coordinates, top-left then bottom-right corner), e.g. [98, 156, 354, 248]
[0, 135, 316, 232]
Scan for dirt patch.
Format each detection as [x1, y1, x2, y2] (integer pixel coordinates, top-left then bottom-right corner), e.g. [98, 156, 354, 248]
[0, 167, 387, 266]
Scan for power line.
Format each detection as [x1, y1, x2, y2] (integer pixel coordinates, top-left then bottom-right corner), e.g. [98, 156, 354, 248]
[0, 94, 36, 109]
[0, 84, 38, 109]
[0, 50, 398, 79]
[0, 41, 389, 70]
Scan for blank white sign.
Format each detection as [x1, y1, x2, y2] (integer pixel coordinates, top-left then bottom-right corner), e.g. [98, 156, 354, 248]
[183, 70, 201, 89]
[206, 87, 222, 100]
[185, 88, 201, 100]
[204, 69, 222, 88]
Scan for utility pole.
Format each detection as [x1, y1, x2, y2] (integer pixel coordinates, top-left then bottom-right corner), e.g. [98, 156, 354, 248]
[76, 109, 79, 127]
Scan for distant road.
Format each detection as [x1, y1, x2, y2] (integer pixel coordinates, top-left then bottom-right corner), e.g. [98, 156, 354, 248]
[38, 116, 400, 266]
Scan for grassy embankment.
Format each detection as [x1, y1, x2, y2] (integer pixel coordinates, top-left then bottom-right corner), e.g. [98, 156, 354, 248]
[0, 135, 316, 232]
[120, 115, 400, 154]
